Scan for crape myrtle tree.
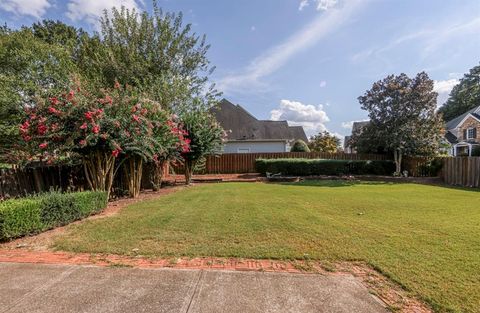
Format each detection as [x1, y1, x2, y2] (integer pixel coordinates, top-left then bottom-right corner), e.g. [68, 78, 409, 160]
[19, 81, 185, 198]
[180, 110, 225, 185]
[308, 131, 341, 153]
[354, 72, 443, 174]
[0, 26, 75, 162]
[438, 63, 480, 121]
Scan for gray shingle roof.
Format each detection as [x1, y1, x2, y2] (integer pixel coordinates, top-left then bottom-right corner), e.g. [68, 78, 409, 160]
[445, 106, 480, 130]
[211, 99, 308, 142]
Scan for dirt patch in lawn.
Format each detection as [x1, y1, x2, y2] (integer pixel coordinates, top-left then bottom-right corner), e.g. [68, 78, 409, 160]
[0, 185, 186, 251]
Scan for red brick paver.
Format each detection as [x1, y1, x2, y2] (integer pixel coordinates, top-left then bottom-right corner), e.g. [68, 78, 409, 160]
[0, 249, 309, 273]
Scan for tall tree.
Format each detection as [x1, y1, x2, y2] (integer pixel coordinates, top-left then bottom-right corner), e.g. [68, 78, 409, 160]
[0, 27, 76, 162]
[97, 2, 219, 112]
[308, 131, 341, 153]
[354, 72, 443, 174]
[438, 63, 480, 121]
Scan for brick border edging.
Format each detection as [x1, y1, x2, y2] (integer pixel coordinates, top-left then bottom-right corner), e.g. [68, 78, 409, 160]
[0, 249, 433, 312]
[0, 250, 319, 273]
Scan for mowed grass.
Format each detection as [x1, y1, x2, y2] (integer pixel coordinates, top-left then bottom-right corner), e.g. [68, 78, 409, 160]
[54, 181, 480, 312]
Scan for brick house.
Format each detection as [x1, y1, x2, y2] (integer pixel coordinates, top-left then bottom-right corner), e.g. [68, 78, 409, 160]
[444, 105, 480, 156]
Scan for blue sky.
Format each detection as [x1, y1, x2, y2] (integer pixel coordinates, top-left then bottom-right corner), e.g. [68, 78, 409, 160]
[1, 0, 479, 139]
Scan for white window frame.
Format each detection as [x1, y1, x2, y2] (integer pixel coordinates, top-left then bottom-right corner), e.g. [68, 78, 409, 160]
[467, 127, 475, 139]
[237, 148, 251, 153]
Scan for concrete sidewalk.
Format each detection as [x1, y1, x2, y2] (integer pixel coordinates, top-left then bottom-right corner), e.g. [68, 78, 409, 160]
[0, 262, 386, 313]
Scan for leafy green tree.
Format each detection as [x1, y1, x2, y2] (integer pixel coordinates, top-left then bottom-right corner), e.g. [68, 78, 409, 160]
[0, 27, 76, 162]
[291, 140, 310, 152]
[97, 2, 219, 112]
[438, 63, 480, 121]
[308, 131, 341, 152]
[354, 72, 443, 174]
[180, 111, 224, 185]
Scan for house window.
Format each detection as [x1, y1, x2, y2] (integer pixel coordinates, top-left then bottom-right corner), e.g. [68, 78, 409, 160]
[467, 128, 476, 139]
[237, 148, 250, 153]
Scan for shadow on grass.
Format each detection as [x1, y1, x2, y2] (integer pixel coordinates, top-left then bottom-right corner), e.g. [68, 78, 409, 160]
[279, 180, 393, 188]
[279, 179, 480, 192]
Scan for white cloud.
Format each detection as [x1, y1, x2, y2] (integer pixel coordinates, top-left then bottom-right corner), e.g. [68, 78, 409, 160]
[299, 0, 338, 11]
[271, 99, 330, 136]
[341, 121, 354, 129]
[351, 17, 480, 63]
[434, 79, 459, 106]
[66, 0, 142, 26]
[298, 0, 309, 11]
[319, 80, 327, 88]
[0, 0, 51, 18]
[218, 0, 364, 93]
[316, 0, 338, 11]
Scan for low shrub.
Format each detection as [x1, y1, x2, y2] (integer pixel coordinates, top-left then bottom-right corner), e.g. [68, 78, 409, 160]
[290, 140, 310, 152]
[0, 191, 107, 241]
[417, 158, 444, 177]
[255, 158, 395, 176]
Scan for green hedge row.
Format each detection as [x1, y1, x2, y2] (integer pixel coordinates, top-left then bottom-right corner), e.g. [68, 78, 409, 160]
[0, 191, 107, 241]
[255, 158, 396, 176]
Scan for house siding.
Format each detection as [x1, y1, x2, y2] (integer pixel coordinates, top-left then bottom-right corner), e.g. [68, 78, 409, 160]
[223, 141, 288, 153]
[457, 116, 480, 143]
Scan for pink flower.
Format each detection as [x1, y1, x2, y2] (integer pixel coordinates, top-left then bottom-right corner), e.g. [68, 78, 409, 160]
[92, 125, 100, 134]
[37, 124, 47, 135]
[84, 111, 94, 120]
[39, 142, 48, 149]
[80, 123, 88, 130]
[48, 107, 60, 115]
[114, 81, 121, 89]
[112, 149, 121, 157]
[19, 121, 30, 134]
[22, 135, 32, 142]
[49, 97, 59, 106]
[114, 121, 121, 128]
[79, 140, 87, 146]
[132, 114, 140, 123]
[66, 90, 75, 101]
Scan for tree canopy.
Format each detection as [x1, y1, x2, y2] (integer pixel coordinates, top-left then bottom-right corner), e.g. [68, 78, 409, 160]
[290, 140, 310, 152]
[438, 63, 480, 122]
[308, 131, 341, 153]
[353, 72, 443, 173]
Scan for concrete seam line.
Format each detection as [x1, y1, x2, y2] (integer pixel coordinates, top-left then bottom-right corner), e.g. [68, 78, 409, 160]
[185, 270, 205, 313]
[1, 265, 79, 313]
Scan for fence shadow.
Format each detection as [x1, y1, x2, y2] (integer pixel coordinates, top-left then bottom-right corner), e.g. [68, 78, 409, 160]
[280, 180, 392, 188]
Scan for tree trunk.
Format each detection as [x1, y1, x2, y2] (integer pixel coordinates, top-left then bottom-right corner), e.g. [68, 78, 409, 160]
[184, 159, 195, 185]
[393, 149, 402, 174]
[83, 150, 115, 198]
[124, 156, 143, 198]
[151, 160, 166, 191]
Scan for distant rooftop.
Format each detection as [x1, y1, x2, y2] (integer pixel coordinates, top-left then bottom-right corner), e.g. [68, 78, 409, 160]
[211, 99, 308, 142]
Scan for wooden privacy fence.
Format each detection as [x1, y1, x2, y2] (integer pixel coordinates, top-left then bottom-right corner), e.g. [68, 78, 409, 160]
[443, 157, 480, 188]
[0, 163, 161, 199]
[171, 152, 390, 174]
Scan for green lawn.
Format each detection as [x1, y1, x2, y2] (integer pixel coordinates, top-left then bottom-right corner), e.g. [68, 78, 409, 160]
[54, 181, 480, 313]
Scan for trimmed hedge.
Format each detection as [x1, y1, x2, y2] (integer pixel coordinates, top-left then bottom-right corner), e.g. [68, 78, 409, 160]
[255, 158, 396, 176]
[0, 191, 107, 241]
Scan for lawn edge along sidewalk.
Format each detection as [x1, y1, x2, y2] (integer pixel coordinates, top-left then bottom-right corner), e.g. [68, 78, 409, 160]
[0, 249, 432, 313]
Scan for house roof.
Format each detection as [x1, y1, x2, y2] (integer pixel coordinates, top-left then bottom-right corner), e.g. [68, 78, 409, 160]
[211, 99, 308, 142]
[445, 106, 480, 130]
[445, 131, 458, 144]
[352, 121, 369, 133]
